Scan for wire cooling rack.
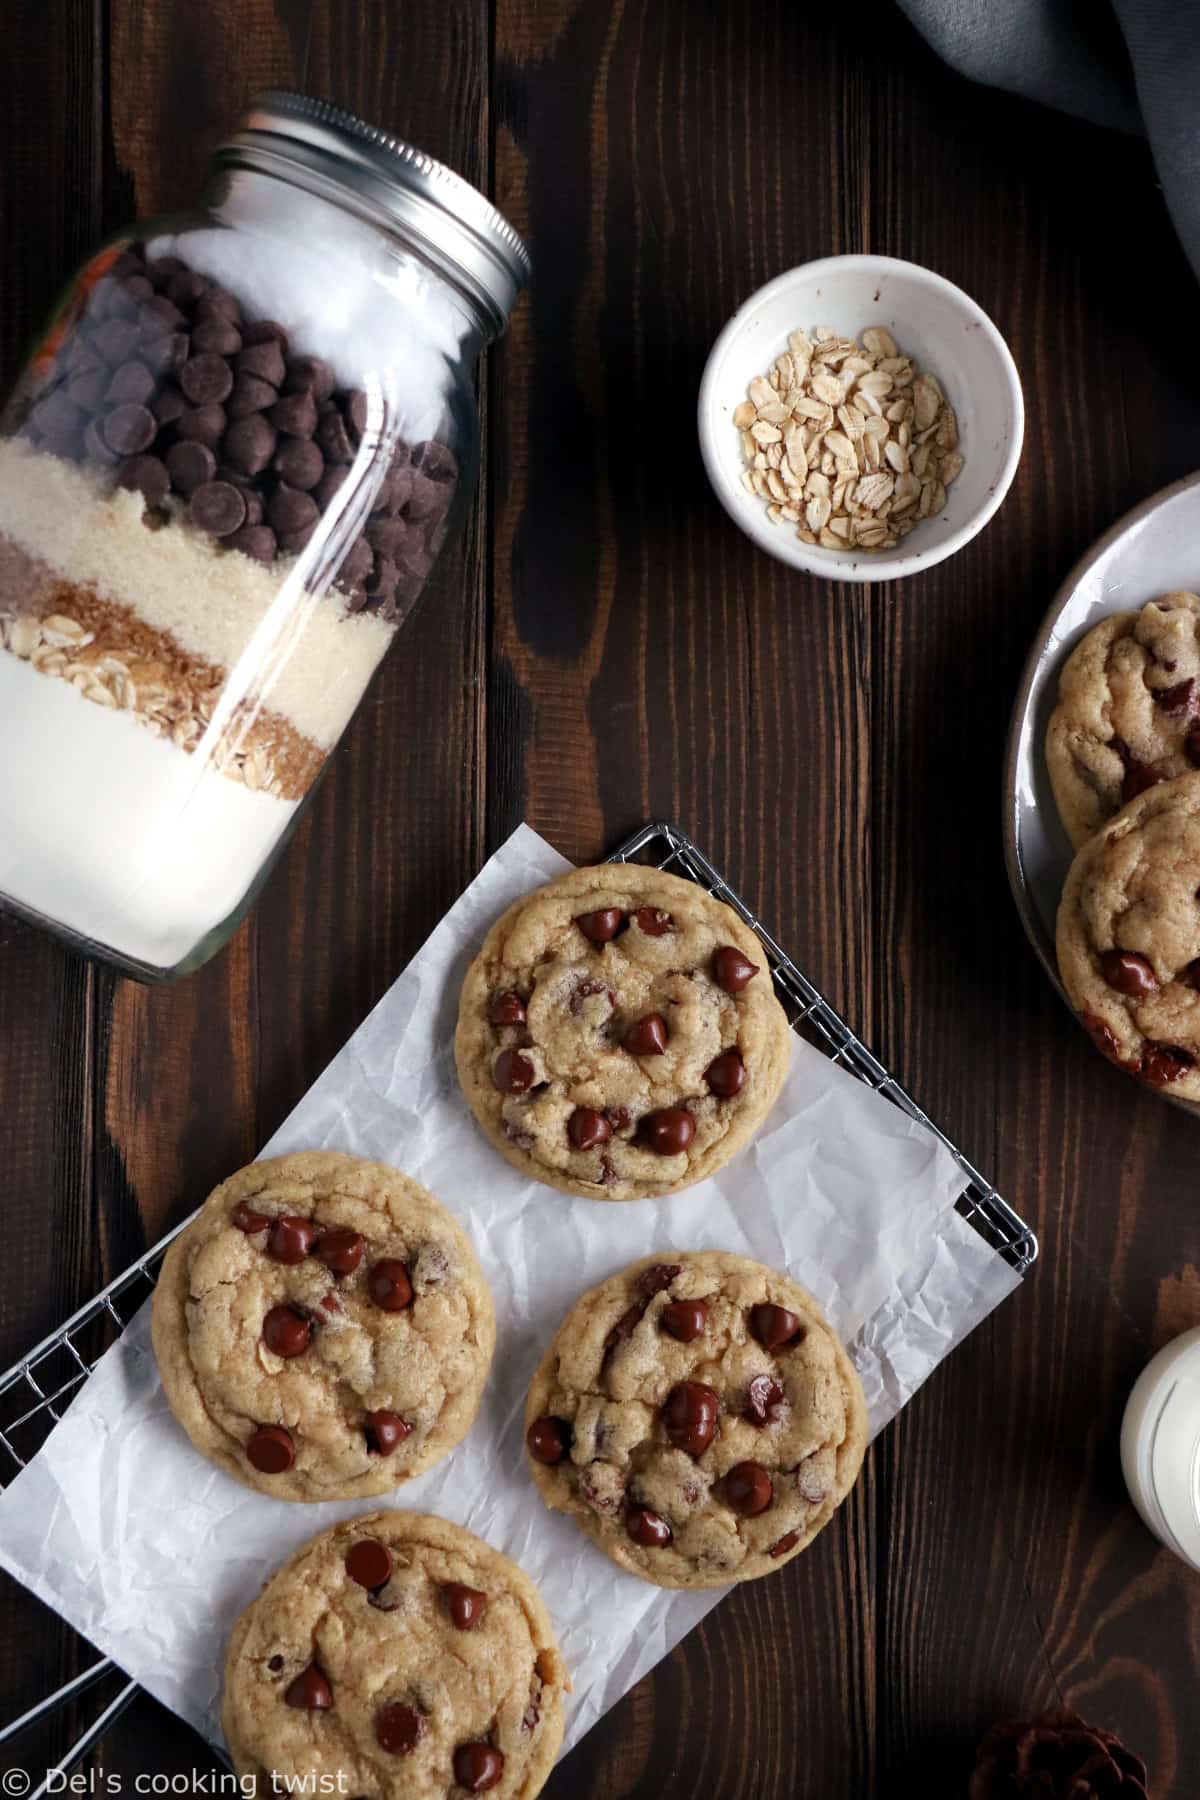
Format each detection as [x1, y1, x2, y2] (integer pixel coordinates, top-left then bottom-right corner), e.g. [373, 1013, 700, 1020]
[0, 819, 1036, 1784]
[614, 824, 1036, 1272]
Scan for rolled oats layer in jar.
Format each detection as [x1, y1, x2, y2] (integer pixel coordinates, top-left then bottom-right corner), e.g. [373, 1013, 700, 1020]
[0, 95, 528, 976]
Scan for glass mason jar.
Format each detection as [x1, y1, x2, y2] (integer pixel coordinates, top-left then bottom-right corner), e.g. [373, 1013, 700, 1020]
[0, 93, 528, 979]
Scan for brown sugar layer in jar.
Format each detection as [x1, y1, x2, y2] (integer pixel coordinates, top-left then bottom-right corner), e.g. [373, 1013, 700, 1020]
[0, 536, 322, 802]
[0, 438, 394, 757]
[12, 241, 460, 628]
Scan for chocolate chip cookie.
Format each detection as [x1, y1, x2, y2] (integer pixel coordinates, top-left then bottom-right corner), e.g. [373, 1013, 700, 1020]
[152, 1152, 495, 1501]
[524, 1252, 867, 1589]
[1056, 772, 1200, 1098]
[454, 866, 791, 1201]
[1046, 592, 1200, 849]
[222, 1511, 568, 1798]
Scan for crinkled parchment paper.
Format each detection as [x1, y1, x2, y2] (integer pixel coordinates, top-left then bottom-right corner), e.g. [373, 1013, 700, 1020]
[0, 825, 1020, 1757]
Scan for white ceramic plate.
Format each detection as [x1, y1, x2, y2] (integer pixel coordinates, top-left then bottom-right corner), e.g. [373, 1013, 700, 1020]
[1003, 471, 1200, 994]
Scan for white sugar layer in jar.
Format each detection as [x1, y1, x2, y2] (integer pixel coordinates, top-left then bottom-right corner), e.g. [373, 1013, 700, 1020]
[0, 651, 295, 968]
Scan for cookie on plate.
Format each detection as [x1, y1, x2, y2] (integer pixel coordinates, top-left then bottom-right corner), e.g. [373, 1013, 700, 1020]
[152, 1151, 495, 1502]
[1056, 771, 1200, 1098]
[222, 1511, 568, 1798]
[523, 1251, 867, 1589]
[454, 865, 791, 1201]
[1046, 591, 1200, 849]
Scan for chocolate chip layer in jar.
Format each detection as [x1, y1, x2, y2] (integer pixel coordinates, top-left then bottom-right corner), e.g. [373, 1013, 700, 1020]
[0, 94, 528, 977]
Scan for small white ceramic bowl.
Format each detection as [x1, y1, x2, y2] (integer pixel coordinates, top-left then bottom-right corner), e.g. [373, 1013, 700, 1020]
[698, 254, 1024, 583]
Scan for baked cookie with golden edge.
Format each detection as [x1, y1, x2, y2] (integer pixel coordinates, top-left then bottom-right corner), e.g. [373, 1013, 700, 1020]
[1056, 772, 1200, 1098]
[1046, 591, 1200, 849]
[222, 1511, 568, 1799]
[152, 1152, 495, 1502]
[524, 1251, 867, 1589]
[454, 865, 791, 1200]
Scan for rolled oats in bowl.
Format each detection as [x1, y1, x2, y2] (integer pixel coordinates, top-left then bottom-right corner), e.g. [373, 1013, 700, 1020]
[733, 325, 962, 553]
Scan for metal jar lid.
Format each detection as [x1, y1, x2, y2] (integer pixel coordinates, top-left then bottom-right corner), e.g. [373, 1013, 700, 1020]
[212, 91, 530, 337]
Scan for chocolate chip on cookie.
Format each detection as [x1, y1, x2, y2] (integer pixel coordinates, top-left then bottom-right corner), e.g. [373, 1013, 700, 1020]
[376, 1702, 425, 1754]
[284, 1664, 332, 1710]
[453, 1744, 505, 1792]
[1156, 677, 1195, 716]
[660, 1298, 708, 1342]
[640, 1107, 695, 1154]
[526, 1415, 571, 1464]
[262, 1305, 311, 1358]
[575, 907, 625, 943]
[442, 1582, 488, 1630]
[639, 1263, 683, 1296]
[1099, 951, 1158, 997]
[712, 945, 760, 992]
[266, 1215, 318, 1264]
[315, 1227, 364, 1275]
[745, 1374, 786, 1425]
[749, 1303, 804, 1351]
[231, 1200, 270, 1233]
[626, 1505, 673, 1547]
[493, 1048, 536, 1095]
[345, 1539, 393, 1590]
[568, 1107, 611, 1150]
[704, 1048, 746, 1096]
[662, 1381, 719, 1455]
[365, 1409, 412, 1454]
[246, 1424, 295, 1473]
[633, 906, 673, 936]
[725, 1461, 774, 1516]
[488, 990, 527, 1026]
[366, 1258, 413, 1311]
[1140, 1042, 1194, 1085]
[624, 1012, 668, 1055]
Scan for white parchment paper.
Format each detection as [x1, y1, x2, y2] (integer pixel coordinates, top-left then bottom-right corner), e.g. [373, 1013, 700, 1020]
[0, 825, 1021, 1758]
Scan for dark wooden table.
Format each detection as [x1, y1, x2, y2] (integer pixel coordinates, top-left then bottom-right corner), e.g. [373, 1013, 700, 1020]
[3, 3, 1199, 1795]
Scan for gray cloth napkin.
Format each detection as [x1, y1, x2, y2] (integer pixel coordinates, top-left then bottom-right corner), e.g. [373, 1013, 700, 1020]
[899, 0, 1200, 278]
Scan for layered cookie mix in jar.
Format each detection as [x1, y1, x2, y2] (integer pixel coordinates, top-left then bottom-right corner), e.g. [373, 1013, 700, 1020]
[0, 93, 527, 977]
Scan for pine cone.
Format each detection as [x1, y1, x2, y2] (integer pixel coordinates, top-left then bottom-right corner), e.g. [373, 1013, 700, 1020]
[969, 1708, 1149, 1798]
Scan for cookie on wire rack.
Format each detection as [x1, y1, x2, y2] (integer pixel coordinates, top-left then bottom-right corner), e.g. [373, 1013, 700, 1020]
[222, 1511, 569, 1798]
[454, 864, 791, 1200]
[523, 1251, 867, 1589]
[152, 1151, 495, 1501]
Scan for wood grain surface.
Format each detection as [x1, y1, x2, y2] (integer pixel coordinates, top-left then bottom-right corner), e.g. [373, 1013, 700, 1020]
[2, 2, 1198, 1794]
